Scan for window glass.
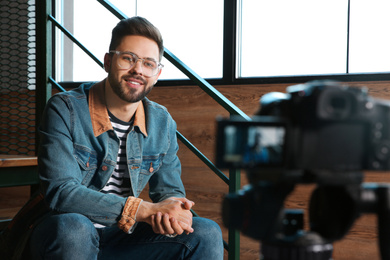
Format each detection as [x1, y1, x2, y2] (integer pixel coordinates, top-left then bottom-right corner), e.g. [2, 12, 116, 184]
[238, 0, 348, 78]
[69, 0, 136, 82]
[59, 0, 223, 82]
[349, 0, 390, 73]
[137, 0, 224, 80]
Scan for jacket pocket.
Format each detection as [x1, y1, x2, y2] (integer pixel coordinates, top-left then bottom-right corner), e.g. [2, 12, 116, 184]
[73, 144, 98, 185]
[139, 155, 163, 176]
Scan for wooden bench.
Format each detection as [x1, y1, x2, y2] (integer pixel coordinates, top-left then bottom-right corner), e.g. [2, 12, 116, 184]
[0, 155, 39, 229]
[0, 155, 39, 188]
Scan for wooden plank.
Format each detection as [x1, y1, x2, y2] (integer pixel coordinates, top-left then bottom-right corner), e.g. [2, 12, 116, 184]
[0, 155, 38, 168]
[0, 155, 39, 187]
[0, 219, 11, 230]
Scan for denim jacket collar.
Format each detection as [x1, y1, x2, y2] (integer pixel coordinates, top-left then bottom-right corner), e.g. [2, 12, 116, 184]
[89, 80, 147, 137]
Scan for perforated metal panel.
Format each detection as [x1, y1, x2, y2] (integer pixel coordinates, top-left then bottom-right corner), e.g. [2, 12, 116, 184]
[0, 0, 36, 155]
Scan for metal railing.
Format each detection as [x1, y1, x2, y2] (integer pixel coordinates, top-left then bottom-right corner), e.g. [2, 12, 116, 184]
[37, 0, 252, 259]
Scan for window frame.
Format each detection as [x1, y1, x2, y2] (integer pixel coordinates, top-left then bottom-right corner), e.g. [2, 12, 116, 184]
[57, 0, 390, 88]
[159, 0, 390, 87]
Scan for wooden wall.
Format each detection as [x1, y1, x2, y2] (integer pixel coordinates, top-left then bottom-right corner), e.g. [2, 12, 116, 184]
[2, 80, 390, 259]
[147, 80, 390, 260]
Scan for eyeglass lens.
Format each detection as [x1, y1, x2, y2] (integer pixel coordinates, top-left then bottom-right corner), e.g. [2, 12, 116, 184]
[117, 52, 159, 77]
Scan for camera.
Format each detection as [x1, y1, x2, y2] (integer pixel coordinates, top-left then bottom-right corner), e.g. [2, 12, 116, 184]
[216, 81, 390, 259]
[217, 80, 390, 173]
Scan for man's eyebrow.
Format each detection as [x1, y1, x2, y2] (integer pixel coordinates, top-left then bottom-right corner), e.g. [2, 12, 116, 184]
[145, 57, 158, 62]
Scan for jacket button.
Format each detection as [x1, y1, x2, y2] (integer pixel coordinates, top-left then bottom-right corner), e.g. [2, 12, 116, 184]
[102, 165, 108, 171]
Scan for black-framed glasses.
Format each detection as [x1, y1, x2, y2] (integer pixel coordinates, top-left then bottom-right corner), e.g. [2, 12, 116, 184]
[109, 50, 164, 77]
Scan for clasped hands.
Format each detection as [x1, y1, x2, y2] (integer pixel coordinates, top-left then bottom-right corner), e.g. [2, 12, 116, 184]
[136, 197, 195, 236]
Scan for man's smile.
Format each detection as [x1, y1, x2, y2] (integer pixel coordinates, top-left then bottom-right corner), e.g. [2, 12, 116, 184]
[124, 77, 145, 87]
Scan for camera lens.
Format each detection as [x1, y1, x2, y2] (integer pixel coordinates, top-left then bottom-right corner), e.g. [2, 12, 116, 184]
[261, 232, 333, 260]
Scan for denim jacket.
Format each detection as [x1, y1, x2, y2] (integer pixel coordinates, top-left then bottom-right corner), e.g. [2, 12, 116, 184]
[38, 80, 185, 226]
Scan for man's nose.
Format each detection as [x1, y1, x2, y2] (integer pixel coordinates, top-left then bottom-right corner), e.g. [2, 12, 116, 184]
[130, 59, 143, 75]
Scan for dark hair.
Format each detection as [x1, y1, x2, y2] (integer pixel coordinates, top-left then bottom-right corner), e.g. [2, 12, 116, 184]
[109, 16, 164, 61]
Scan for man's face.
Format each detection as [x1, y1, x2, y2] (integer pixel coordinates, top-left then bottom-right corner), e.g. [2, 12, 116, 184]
[104, 35, 161, 103]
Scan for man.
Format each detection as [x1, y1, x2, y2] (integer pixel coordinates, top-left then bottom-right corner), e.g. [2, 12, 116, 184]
[30, 16, 224, 259]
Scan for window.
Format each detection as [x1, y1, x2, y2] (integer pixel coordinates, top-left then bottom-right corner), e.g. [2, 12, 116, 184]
[57, 0, 223, 82]
[238, 0, 348, 78]
[59, 0, 135, 81]
[137, 1, 224, 80]
[237, 0, 390, 79]
[56, 0, 390, 84]
[349, 0, 390, 73]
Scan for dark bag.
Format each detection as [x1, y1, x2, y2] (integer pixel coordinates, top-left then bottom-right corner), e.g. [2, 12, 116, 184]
[0, 191, 50, 260]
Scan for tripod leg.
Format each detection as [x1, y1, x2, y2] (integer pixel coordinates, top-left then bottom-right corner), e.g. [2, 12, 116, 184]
[376, 186, 390, 260]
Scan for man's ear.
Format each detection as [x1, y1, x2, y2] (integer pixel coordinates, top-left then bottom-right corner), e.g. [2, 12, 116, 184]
[155, 68, 162, 84]
[104, 53, 111, 72]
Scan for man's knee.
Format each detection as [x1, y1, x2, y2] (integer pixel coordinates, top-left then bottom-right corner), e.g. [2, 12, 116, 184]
[191, 218, 222, 248]
[185, 217, 224, 259]
[30, 213, 99, 258]
[43, 213, 97, 241]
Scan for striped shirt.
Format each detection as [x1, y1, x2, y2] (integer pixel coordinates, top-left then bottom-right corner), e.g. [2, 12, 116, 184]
[94, 111, 134, 229]
[100, 110, 134, 197]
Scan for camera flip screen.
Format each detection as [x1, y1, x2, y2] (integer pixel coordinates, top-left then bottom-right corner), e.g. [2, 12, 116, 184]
[216, 118, 286, 168]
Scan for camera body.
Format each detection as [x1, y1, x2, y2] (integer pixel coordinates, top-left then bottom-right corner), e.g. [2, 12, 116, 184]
[216, 81, 390, 259]
[216, 80, 390, 175]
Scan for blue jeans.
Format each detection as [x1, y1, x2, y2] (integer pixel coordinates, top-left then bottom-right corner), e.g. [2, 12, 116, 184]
[30, 213, 224, 259]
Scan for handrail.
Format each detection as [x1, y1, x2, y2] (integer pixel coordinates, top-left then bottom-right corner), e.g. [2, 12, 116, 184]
[49, 77, 67, 92]
[97, 0, 127, 20]
[47, 15, 104, 69]
[163, 49, 251, 121]
[177, 132, 229, 185]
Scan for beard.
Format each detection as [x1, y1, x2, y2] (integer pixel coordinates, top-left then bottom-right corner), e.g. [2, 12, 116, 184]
[108, 73, 154, 103]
